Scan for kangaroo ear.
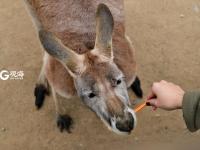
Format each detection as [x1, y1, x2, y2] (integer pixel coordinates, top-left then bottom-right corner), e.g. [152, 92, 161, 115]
[39, 30, 84, 75]
[94, 3, 114, 59]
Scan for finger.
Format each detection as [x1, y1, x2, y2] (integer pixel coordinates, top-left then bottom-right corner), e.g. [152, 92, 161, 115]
[147, 89, 156, 100]
[148, 98, 158, 107]
[150, 82, 162, 95]
[153, 106, 158, 111]
[146, 101, 158, 110]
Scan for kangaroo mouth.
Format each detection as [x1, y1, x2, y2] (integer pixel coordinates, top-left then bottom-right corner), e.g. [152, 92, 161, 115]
[101, 107, 137, 135]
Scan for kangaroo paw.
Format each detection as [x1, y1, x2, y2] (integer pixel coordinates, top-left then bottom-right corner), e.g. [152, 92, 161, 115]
[34, 84, 49, 109]
[57, 115, 73, 133]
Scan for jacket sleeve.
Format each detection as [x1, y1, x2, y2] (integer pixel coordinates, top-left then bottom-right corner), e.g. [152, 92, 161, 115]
[182, 90, 200, 132]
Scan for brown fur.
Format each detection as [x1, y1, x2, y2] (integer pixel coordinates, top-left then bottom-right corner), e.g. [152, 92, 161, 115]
[29, 0, 136, 89]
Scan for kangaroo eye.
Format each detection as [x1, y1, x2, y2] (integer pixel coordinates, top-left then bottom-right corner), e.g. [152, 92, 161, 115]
[116, 79, 121, 85]
[88, 93, 96, 98]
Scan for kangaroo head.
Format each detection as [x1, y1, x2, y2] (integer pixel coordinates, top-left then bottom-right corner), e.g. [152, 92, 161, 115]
[39, 4, 136, 134]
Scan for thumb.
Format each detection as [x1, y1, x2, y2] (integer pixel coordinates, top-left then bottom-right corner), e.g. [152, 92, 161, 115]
[147, 98, 159, 107]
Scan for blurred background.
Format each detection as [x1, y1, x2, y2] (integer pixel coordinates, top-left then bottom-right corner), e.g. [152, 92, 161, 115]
[0, 0, 200, 149]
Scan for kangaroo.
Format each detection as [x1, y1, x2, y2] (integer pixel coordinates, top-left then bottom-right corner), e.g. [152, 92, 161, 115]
[24, 0, 143, 134]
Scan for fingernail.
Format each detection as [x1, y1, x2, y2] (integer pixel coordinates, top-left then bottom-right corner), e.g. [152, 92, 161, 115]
[146, 102, 151, 106]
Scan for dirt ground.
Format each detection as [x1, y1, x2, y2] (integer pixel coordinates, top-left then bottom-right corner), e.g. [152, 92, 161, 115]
[1, 0, 200, 150]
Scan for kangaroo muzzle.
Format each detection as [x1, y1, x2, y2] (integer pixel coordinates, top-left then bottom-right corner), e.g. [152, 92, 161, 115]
[110, 107, 137, 134]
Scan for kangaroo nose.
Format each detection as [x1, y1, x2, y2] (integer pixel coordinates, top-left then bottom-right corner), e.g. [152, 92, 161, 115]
[115, 112, 134, 132]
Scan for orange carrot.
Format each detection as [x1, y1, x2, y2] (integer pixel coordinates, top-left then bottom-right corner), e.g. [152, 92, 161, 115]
[134, 101, 146, 112]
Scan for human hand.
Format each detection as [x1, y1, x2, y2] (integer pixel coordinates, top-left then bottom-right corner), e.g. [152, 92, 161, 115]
[146, 80, 185, 111]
